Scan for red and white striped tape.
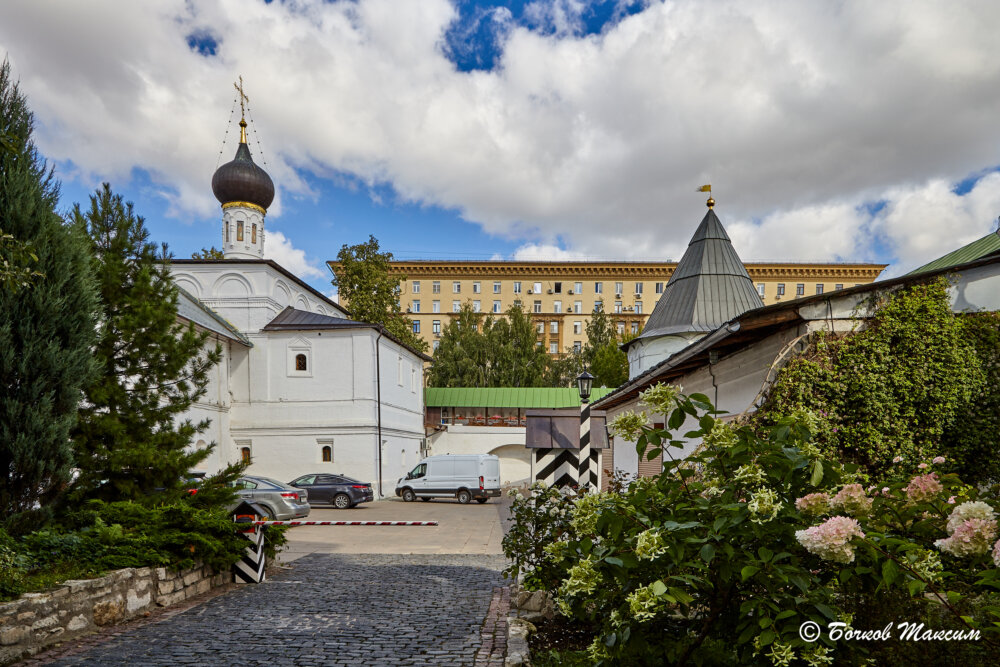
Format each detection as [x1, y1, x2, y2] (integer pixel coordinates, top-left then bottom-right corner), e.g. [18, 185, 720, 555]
[252, 520, 438, 526]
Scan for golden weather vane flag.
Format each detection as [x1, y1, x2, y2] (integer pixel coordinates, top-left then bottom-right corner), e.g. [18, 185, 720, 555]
[697, 184, 712, 193]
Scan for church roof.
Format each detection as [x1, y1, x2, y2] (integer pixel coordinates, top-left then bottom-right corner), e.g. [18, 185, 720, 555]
[262, 307, 432, 361]
[907, 230, 1000, 275]
[176, 287, 252, 346]
[633, 206, 763, 343]
[211, 121, 275, 212]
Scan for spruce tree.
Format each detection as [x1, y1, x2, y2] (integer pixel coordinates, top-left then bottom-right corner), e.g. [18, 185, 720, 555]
[0, 59, 99, 525]
[70, 184, 221, 502]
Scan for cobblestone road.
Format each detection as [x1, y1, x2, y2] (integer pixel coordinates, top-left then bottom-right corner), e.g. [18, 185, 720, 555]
[38, 554, 509, 667]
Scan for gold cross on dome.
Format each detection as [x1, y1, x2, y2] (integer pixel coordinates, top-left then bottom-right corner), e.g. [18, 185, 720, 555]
[234, 75, 249, 121]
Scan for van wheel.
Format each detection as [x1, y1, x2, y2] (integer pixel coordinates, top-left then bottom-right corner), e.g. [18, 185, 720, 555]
[401, 488, 416, 502]
[476, 498, 488, 504]
[457, 489, 472, 504]
[333, 493, 351, 509]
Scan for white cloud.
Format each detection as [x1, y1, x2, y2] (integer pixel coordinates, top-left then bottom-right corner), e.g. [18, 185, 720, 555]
[264, 230, 326, 280]
[511, 243, 588, 261]
[3, 0, 1000, 269]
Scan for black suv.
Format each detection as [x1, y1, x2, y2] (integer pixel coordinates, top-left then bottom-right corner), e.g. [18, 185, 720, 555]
[289, 474, 374, 509]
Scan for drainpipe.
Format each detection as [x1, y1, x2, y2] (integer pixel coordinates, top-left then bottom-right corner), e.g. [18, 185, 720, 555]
[375, 328, 384, 497]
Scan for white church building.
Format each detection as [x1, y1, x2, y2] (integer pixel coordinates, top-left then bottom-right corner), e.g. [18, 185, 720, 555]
[170, 116, 428, 496]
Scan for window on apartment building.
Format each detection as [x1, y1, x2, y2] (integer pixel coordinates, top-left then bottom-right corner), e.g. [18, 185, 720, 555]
[513, 281, 522, 294]
[574, 301, 582, 313]
[635, 282, 643, 294]
[553, 300, 562, 313]
[432, 320, 441, 334]
[796, 283, 805, 296]
[617, 322, 625, 335]
[493, 281, 501, 293]
[471, 323, 478, 332]
[835, 283, 844, 290]
[493, 300, 502, 313]
[655, 282, 664, 294]
[433, 340, 440, 351]
[554, 282, 562, 293]
[473, 281, 481, 294]
[550, 321, 558, 334]
[549, 341, 558, 354]
[573, 341, 581, 353]
[595, 282, 603, 294]
[757, 283, 765, 297]
[411, 300, 420, 313]
[574, 281, 583, 294]
[452, 301, 461, 312]
[594, 300, 603, 312]
[614, 301, 623, 313]
[473, 300, 481, 312]
[573, 321, 582, 334]
[412, 320, 420, 334]
[816, 284, 824, 295]
[536, 322, 544, 334]
[777, 283, 786, 296]
[615, 282, 623, 295]
[534, 300, 542, 313]
[453, 281, 461, 293]
[513, 299, 522, 308]
[631, 322, 639, 334]
[533, 281, 542, 294]
[635, 301, 642, 314]
[432, 281, 440, 293]
[412, 281, 420, 293]
[432, 300, 440, 313]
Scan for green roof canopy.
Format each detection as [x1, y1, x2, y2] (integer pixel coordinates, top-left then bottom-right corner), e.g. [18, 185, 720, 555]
[908, 232, 1000, 275]
[424, 387, 616, 408]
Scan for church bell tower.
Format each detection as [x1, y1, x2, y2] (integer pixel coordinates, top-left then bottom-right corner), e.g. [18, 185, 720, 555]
[211, 79, 274, 259]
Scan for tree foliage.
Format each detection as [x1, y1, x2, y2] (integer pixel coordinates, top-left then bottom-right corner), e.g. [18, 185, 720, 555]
[428, 302, 550, 387]
[69, 184, 221, 503]
[758, 279, 991, 482]
[330, 235, 427, 353]
[0, 59, 98, 526]
[191, 246, 225, 259]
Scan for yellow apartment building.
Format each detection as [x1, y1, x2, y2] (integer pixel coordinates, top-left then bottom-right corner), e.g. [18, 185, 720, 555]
[327, 260, 886, 355]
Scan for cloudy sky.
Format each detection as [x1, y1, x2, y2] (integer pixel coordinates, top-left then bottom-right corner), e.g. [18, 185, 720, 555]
[3, 0, 1000, 293]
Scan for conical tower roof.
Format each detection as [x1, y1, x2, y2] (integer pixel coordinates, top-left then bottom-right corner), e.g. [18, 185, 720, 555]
[637, 203, 763, 340]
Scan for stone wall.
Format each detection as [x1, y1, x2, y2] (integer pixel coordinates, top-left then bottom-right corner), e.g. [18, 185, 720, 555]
[0, 564, 227, 665]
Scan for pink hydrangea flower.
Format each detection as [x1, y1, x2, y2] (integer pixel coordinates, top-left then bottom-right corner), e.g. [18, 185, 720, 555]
[933, 456, 946, 465]
[918, 463, 928, 470]
[935, 519, 998, 558]
[994, 539, 1000, 568]
[796, 516, 866, 564]
[795, 493, 831, 517]
[881, 487, 890, 496]
[947, 496, 956, 504]
[905, 473, 943, 503]
[893, 456, 903, 463]
[830, 484, 873, 517]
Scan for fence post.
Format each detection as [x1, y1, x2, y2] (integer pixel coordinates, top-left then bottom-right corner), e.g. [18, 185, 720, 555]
[231, 501, 267, 584]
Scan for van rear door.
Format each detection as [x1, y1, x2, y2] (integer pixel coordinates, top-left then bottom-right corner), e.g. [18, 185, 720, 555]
[482, 457, 501, 491]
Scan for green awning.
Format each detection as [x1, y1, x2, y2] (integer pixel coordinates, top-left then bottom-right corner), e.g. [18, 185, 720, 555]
[424, 386, 616, 408]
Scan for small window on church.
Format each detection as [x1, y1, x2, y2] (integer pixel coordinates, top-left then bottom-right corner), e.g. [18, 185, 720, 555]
[225, 222, 230, 243]
[241, 447, 251, 464]
[237, 221, 244, 241]
[295, 354, 307, 371]
[252, 223, 257, 244]
[321, 446, 332, 462]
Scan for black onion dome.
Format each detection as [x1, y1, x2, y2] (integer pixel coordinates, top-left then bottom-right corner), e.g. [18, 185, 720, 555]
[211, 141, 274, 211]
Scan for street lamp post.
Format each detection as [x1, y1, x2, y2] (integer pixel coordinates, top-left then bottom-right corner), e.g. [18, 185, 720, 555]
[576, 371, 596, 489]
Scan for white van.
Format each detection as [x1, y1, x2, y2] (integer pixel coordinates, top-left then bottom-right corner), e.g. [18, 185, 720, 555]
[395, 454, 501, 504]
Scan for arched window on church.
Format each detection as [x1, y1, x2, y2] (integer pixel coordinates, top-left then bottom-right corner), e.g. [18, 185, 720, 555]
[240, 446, 251, 464]
[295, 354, 308, 371]
[321, 446, 332, 462]
[225, 222, 230, 243]
[252, 223, 257, 244]
[237, 221, 244, 241]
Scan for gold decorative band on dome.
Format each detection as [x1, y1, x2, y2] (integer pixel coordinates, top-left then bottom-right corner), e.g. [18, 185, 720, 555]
[222, 201, 267, 216]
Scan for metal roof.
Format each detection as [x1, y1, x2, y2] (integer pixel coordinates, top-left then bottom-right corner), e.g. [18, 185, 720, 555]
[175, 287, 251, 346]
[262, 307, 432, 361]
[636, 208, 763, 341]
[424, 387, 617, 408]
[907, 231, 1000, 275]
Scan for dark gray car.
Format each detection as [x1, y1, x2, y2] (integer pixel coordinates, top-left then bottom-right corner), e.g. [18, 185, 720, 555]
[289, 474, 374, 509]
[230, 475, 310, 520]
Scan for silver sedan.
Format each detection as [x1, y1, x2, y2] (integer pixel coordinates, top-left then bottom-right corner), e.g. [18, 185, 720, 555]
[231, 475, 310, 520]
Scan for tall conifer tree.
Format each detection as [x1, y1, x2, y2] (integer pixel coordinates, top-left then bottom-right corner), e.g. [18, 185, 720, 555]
[70, 185, 220, 502]
[0, 59, 98, 524]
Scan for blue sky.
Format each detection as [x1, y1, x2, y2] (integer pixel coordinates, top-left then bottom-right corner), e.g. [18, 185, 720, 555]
[6, 0, 1000, 294]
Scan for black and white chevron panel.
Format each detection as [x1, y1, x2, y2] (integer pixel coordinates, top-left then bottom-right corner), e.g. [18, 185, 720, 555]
[533, 447, 601, 489]
[233, 527, 266, 584]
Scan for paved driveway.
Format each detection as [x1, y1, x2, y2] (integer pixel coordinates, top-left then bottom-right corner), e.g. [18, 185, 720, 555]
[281, 497, 506, 561]
[38, 554, 509, 667]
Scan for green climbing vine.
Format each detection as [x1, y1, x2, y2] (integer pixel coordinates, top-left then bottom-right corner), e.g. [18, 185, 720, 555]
[757, 278, 1000, 483]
